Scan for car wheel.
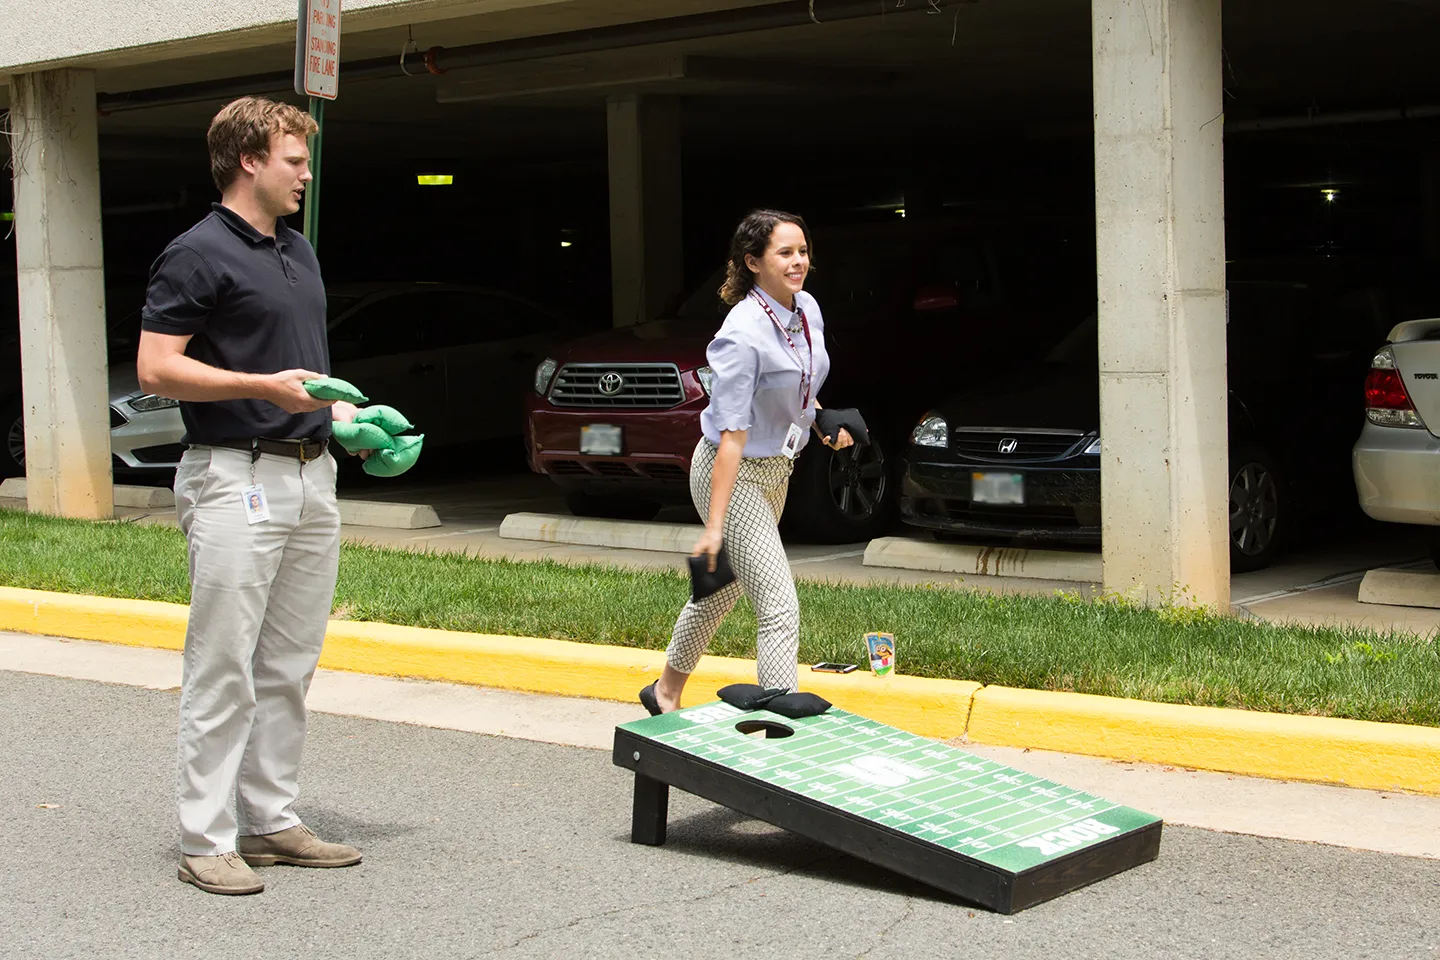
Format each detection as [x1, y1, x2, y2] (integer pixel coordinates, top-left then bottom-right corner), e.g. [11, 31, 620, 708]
[1, 401, 23, 479]
[563, 491, 662, 522]
[781, 419, 895, 544]
[1229, 445, 1284, 573]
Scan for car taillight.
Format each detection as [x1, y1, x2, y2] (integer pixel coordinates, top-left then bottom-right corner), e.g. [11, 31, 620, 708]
[1365, 346, 1425, 428]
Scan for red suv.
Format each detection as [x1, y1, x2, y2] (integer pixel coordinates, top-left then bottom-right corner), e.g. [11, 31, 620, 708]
[523, 217, 1093, 542]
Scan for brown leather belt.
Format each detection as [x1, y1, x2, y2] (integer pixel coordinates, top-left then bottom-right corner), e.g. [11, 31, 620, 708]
[211, 437, 329, 463]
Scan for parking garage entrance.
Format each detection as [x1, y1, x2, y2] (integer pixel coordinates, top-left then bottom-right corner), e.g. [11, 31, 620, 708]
[4, 0, 1440, 611]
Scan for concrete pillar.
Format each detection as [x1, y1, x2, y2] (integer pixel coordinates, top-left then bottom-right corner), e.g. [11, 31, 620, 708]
[606, 94, 682, 327]
[1092, 0, 1228, 608]
[9, 69, 113, 518]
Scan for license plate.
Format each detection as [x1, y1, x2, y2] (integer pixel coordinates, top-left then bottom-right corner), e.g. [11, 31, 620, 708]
[580, 424, 622, 456]
[972, 472, 1024, 505]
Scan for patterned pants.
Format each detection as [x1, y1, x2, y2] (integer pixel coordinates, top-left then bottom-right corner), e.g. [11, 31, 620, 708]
[666, 438, 800, 691]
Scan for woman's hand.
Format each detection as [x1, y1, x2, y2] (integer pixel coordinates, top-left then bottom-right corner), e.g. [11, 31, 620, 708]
[692, 527, 724, 572]
[822, 427, 854, 451]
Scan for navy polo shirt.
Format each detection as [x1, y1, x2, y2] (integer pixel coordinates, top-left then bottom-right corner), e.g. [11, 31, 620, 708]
[141, 203, 331, 445]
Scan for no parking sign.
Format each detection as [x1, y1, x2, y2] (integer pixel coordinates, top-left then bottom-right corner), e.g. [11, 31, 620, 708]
[295, 0, 341, 100]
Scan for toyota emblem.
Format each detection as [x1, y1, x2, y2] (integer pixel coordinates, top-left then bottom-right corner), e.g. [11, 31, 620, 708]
[997, 437, 1019, 454]
[598, 372, 625, 396]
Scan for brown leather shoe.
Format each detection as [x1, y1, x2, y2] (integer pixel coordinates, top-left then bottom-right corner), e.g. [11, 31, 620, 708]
[178, 852, 265, 895]
[238, 824, 362, 868]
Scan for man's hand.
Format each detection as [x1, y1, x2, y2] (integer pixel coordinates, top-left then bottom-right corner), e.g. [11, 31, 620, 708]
[265, 369, 333, 414]
[691, 527, 724, 573]
[822, 427, 855, 451]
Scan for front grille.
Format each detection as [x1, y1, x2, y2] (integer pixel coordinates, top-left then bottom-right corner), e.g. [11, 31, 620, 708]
[131, 443, 186, 464]
[941, 502, 1088, 529]
[949, 430, 1086, 463]
[110, 406, 128, 429]
[641, 463, 688, 482]
[549, 460, 589, 476]
[549, 363, 684, 409]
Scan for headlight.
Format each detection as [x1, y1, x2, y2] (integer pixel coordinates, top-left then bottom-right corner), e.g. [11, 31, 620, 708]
[696, 366, 715, 396]
[534, 358, 558, 396]
[128, 394, 180, 413]
[910, 414, 948, 448]
[1084, 437, 1101, 456]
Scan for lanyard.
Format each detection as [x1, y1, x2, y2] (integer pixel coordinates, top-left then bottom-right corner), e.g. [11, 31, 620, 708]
[750, 290, 814, 412]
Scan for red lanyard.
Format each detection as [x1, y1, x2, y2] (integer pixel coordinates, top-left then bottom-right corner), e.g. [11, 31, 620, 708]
[750, 290, 814, 411]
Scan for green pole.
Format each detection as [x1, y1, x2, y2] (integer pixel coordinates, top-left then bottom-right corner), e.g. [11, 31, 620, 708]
[304, 95, 324, 251]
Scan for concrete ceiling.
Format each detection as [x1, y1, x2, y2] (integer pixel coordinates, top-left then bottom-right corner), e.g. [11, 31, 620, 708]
[12, 0, 1440, 166]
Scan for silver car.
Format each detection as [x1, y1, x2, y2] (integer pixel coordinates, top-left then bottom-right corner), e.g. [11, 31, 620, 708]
[1352, 317, 1440, 566]
[2, 368, 186, 479]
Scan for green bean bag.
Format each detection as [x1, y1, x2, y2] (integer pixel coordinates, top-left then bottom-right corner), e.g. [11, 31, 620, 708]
[362, 434, 424, 478]
[354, 404, 415, 435]
[303, 377, 369, 403]
[331, 420, 395, 454]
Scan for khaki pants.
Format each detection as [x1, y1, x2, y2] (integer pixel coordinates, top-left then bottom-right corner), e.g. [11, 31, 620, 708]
[173, 445, 341, 856]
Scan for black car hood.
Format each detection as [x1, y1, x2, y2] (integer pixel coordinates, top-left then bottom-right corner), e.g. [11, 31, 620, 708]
[929, 364, 1099, 431]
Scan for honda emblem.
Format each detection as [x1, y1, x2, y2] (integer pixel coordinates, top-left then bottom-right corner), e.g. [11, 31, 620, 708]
[997, 437, 1019, 454]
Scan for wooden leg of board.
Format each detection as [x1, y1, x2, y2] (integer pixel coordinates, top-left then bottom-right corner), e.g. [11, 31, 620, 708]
[631, 774, 669, 845]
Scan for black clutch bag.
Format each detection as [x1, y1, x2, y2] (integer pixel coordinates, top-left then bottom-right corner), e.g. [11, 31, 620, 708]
[687, 545, 736, 601]
[815, 407, 872, 447]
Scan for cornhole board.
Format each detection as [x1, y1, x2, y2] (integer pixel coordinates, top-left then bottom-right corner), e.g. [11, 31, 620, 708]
[613, 701, 1162, 914]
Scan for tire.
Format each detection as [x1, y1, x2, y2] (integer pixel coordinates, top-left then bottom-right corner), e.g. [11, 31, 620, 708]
[780, 418, 895, 544]
[563, 490, 662, 521]
[1228, 445, 1285, 573]
[1, 400, 24, 480]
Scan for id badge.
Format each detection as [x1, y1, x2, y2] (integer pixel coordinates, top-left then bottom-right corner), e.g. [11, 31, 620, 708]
[241, 484, 271, 525]
[781, 422, 805, 460]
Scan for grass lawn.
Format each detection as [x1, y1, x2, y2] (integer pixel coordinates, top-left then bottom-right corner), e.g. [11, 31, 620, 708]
[3, 507, 1438, 726]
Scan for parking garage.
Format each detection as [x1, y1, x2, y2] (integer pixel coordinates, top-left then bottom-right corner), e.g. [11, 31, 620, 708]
[4, 0, 1440, 614]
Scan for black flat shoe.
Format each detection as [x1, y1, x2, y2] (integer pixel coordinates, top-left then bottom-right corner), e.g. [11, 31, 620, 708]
[639, 681, 662, 717]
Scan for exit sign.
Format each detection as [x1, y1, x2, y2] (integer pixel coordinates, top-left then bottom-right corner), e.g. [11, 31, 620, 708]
[294, 0, 340, 100]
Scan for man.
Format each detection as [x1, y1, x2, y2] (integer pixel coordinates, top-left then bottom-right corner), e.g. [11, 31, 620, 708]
[138, 96, 362, 896]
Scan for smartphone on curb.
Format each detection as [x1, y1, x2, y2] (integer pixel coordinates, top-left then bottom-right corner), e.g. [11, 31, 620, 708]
[811, 662, 859, 673]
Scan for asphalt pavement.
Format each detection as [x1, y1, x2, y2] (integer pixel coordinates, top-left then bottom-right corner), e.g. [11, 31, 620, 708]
[4, 669, 1438, 960]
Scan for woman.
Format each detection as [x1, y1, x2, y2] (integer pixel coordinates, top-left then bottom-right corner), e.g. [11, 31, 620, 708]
[641, 209, 853, 715]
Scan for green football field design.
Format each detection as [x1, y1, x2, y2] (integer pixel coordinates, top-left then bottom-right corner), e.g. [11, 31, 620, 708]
[620, 701, 1161, 874]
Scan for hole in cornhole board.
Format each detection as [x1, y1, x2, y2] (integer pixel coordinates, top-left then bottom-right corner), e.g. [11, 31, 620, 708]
[736, 719, 794, 739]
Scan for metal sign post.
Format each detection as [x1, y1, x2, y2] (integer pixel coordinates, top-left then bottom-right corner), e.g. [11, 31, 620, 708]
[295, 0, 340, 251]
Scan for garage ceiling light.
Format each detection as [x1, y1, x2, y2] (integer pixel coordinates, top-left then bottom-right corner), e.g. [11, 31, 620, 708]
[1322, 189, 1339, 202]
[417, 174, 454, 186]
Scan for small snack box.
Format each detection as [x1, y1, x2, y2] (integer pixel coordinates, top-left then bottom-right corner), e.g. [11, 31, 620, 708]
[865, 632, 896, 677]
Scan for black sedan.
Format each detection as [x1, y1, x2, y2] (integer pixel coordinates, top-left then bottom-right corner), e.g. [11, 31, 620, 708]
[900, 262, 1420, 572]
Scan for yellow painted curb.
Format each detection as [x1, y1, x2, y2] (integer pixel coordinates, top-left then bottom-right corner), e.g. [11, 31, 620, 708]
[10, 584, 1440, 794]
[967, 685, 1440, 796]
[0, 587, 976, 740]
[0, 588, 189, 652]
